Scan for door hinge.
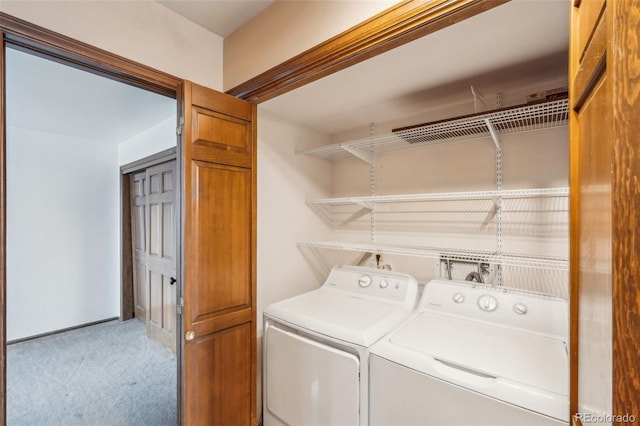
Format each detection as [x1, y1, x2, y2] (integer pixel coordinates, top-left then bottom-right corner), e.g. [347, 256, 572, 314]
[176, 116, 184, 136]
[177, 297, 184, 315]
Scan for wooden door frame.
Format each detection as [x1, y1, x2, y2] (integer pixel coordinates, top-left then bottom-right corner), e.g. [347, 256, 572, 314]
[120, 147, 178, 322]
[226, 0, 508, 102]
[0, 1, 510, 423]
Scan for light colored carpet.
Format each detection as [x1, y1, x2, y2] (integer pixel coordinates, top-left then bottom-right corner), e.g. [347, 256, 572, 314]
[7, 319, 177, 426]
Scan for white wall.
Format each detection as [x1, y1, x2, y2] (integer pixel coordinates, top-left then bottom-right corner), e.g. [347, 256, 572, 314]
[7, 127, 120, 341]
[118, 116, 177, 166]
[0, 0, 223, 90]
[257, 109, 333, 333]
[224, 0, 397, 90]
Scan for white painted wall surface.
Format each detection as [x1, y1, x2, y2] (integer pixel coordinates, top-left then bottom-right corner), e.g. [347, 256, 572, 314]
[7, 127, 120, 341]
[118, 115, 177, 166]
[224, 0, 397, 90]
[256, 109, 333, 334]
[0, 0, 223, 90]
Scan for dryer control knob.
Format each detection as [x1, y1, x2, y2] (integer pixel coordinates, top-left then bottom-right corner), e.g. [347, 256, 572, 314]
[453, 293, 465, 303]
[477, 295, 498, 312]
[379, 280, 389, 289]
[513, 303, 528, 315]
[358, 275, 372, 288]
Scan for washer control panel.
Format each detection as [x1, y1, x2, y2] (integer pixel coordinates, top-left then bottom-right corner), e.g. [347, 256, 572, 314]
[323, 265, 418, 309]
[422, 279, 568, 338]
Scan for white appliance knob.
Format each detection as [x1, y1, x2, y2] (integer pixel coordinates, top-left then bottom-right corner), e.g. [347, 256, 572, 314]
[453, 293, 465, 303]
[358, 275, 372, 288]
[513, 303, 528, 315]
[477, 295, 498, 312]
[379, 280, 389, 289]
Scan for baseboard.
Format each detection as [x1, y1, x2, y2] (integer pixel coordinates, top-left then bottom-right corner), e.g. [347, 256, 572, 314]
[7, 317, 120, 345]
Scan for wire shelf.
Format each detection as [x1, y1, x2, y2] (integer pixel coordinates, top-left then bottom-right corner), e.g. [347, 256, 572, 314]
[297, 240, 568, 271]
[307, 187, 569, 206]
[299, 99, 569, 161]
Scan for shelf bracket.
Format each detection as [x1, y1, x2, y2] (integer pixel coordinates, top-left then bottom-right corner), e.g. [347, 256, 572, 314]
[484, 118, 501, 150]
[341, 144, 373, 165]
[352, 200, 374, 210]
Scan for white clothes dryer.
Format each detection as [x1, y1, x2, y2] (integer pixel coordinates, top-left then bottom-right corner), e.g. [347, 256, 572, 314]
[370, 279, 569, 426]
[263, 265, 418, 426]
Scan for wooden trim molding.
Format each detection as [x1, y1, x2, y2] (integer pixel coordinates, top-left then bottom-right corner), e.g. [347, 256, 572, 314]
[0, 30, 6, 425]
[120, 147, 178, 175]
[120, 173, 134, 322]
[0, 13, 181, 97]
[226, 0, 508, 102]
[568, 0, 580, 415]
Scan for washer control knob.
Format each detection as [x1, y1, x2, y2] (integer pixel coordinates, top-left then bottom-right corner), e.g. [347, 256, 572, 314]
[358, 275, 372, 288]
[513, 303, 528, 315]
[453, 293, 465, 304]
[477, 295, 498, 312]
[379, 280, 389, 289]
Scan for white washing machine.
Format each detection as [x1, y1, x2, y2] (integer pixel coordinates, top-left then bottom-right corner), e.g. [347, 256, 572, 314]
[263, 265, 418, 426]
[370, 279, 569, 426]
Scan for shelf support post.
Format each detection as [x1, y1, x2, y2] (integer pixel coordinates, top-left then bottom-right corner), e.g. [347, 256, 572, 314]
[341, 143, 373, 165]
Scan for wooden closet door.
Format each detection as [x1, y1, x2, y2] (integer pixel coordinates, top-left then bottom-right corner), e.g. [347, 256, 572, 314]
[570, 0, 640, 421]
[145, 161, 177, 353]
[181, 81, 256, 425]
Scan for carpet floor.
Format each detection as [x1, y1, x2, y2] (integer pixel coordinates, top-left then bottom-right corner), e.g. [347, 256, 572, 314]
[7, 319, 177, 426]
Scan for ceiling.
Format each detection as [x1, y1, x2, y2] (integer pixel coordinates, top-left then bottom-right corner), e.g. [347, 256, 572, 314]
[260, 0, 570, 135]
[6, 47, 176, 145]
[157, 0, 275, 37]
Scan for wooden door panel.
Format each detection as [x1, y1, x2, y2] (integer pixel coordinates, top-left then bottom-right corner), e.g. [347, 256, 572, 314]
[190, 161, 251, 319]
[191, 108, 252, 167]
[575, 76, 612, 416]
[131, 172, 148, 323]
[570, 0, 613, 419]
[149, 270, 164, 328]
[163, 202, 174, 258]
[185, 323, 252, 425]
[150, 202, 162, 256]
[134, 262, 147, 320]
[576, 0, 605, 58]
[182, 81, 256, 425]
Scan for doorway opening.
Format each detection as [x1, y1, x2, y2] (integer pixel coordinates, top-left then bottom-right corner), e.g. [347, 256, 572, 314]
[5, 44, 179, 423]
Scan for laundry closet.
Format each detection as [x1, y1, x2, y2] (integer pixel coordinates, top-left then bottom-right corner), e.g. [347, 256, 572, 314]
[257, 0, 570, 424]
[258, 0, 569, 313]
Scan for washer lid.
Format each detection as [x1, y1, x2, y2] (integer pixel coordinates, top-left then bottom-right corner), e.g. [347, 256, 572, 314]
[264, 287, 413, 347]
[389, 312, 568, 395]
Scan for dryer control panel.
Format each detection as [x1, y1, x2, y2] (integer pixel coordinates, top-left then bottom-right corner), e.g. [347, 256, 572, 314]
[323, 265, 418, 311]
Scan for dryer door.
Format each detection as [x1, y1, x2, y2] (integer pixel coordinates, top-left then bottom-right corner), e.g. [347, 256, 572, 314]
[264, 324, 360, 426]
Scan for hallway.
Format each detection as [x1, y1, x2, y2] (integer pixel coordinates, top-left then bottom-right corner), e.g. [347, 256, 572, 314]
[7, 320, 176, 425]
